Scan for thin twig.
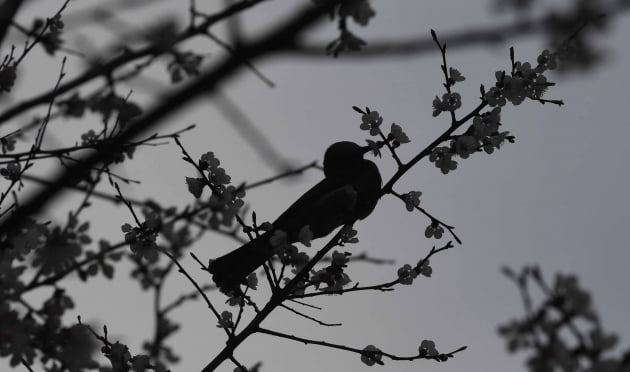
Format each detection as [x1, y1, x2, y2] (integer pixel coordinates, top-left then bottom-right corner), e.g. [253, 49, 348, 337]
[205, 31, 275, 88]
[291, 241, 454, 299]
[390, 190, 461, 244]
[280, 303, 341, 326]
[242, 161, 319, 190]
[257, 327, 466, 363]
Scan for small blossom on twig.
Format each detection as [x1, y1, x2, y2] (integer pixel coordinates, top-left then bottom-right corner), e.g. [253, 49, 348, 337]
[360, 110, 383, 136]
[361, 344, 383, 366]
[419, 339, 438, 357]
[402, 191, 422, 211]
[217, 311, 233, 329]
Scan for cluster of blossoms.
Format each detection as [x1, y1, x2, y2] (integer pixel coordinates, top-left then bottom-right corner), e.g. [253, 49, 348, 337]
[357, 108, 410, 155]
[428, 49, 559, 175]
[360, 110, 411, 143]
[38, 14, 65, 55]
[206, 185, 245, 229]
[429, 146, 458, 174]
[80, 130, 98, 145]
[553, 273, 594, 317]
[0, 162, 21, 181]
[0, 219, 48, 306]
[432, 92, 463, 116]
[100, 339, 170, 372]
[470, 107, 511, 154]
[217, 311, 234, 329]
[81, 240, 123, 280]
[186, 152, 245, 229]
[310, 250, 352, 292]
[339, 226, 359, 244]
[270, 226, 359, 295]
[58, 92, 143, 131]
[271, 226, 356, 295]
[0, 64, 17, 94]
[0, 303, 37, 366]
[317, 0, 376, 56]
[431, 105, 514, 174]
[272, 227, 313, 271]
[402, 191, 422, 211]
[32, 218, 92, 276]
[485, 49, 557, 107]
[123, 205, 192, 289]
[1, 133, 16, 153]
[0, 291, 98, 370]
[431, 67, 466, 117]
[360, 110, 383, 135]
[223, 226, 315, 296]
[425, 220, 444, 239]
[121, 211, 162, 262]
[429, 109, 514, 174]
[0, 215, 90, 291]
[498, 267, 630, 372]
[167, 51, 204, 83]
[389, 123, 410, 146]
[397, 259, 432, 286]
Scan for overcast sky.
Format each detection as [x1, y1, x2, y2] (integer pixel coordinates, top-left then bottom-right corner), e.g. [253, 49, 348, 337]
[3, 1, 630, 371]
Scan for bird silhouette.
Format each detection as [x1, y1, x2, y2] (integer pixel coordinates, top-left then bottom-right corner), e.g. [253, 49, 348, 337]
[208, 141, 382, 293]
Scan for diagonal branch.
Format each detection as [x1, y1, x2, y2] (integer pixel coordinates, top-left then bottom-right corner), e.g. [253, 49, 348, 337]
[0, 0, 270, 126]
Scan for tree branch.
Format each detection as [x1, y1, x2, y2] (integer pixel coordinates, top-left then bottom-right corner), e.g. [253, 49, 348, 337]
[0, 0, 24, 49]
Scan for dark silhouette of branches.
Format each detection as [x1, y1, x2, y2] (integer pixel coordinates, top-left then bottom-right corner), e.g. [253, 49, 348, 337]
[499, 266, 630, 371]
[0, 0, 342, 238]
[293, 1, 627, 59]
[0, 1, 620, 371]
[0, 0, 270, 126]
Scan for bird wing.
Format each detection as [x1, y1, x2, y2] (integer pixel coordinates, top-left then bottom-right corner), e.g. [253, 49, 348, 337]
[272, 177, 358, 241]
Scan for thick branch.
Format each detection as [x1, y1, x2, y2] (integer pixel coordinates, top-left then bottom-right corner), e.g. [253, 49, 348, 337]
[290, 4, 629, 59]
[0, 0, 24, 49]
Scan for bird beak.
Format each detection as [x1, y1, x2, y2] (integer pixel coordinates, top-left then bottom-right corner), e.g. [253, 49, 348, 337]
[360, 145, 372, 155]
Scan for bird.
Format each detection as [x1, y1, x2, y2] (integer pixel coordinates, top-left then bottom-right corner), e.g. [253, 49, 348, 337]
[207, 141, 382, 294]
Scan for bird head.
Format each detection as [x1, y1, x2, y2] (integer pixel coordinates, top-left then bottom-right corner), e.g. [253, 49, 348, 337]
[323, 141, 371, 178]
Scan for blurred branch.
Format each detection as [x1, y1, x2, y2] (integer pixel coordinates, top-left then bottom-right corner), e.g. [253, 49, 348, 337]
[60, 0, 165, 30]
[21, 173, 146, 206]
[294, 20, 532, 58]
[214, 92, 293, 172]
[0, 0, 24, 49]
[0, 0, 270, 126]
[241, 161, 319, 190]
[290, 4, 628, 59]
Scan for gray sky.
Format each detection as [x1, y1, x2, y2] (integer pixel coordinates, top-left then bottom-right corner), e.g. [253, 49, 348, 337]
[3, 1, 630, 371]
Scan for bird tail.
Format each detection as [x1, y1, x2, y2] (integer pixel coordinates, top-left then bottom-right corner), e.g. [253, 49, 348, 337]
[208, 232, 274, 293]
